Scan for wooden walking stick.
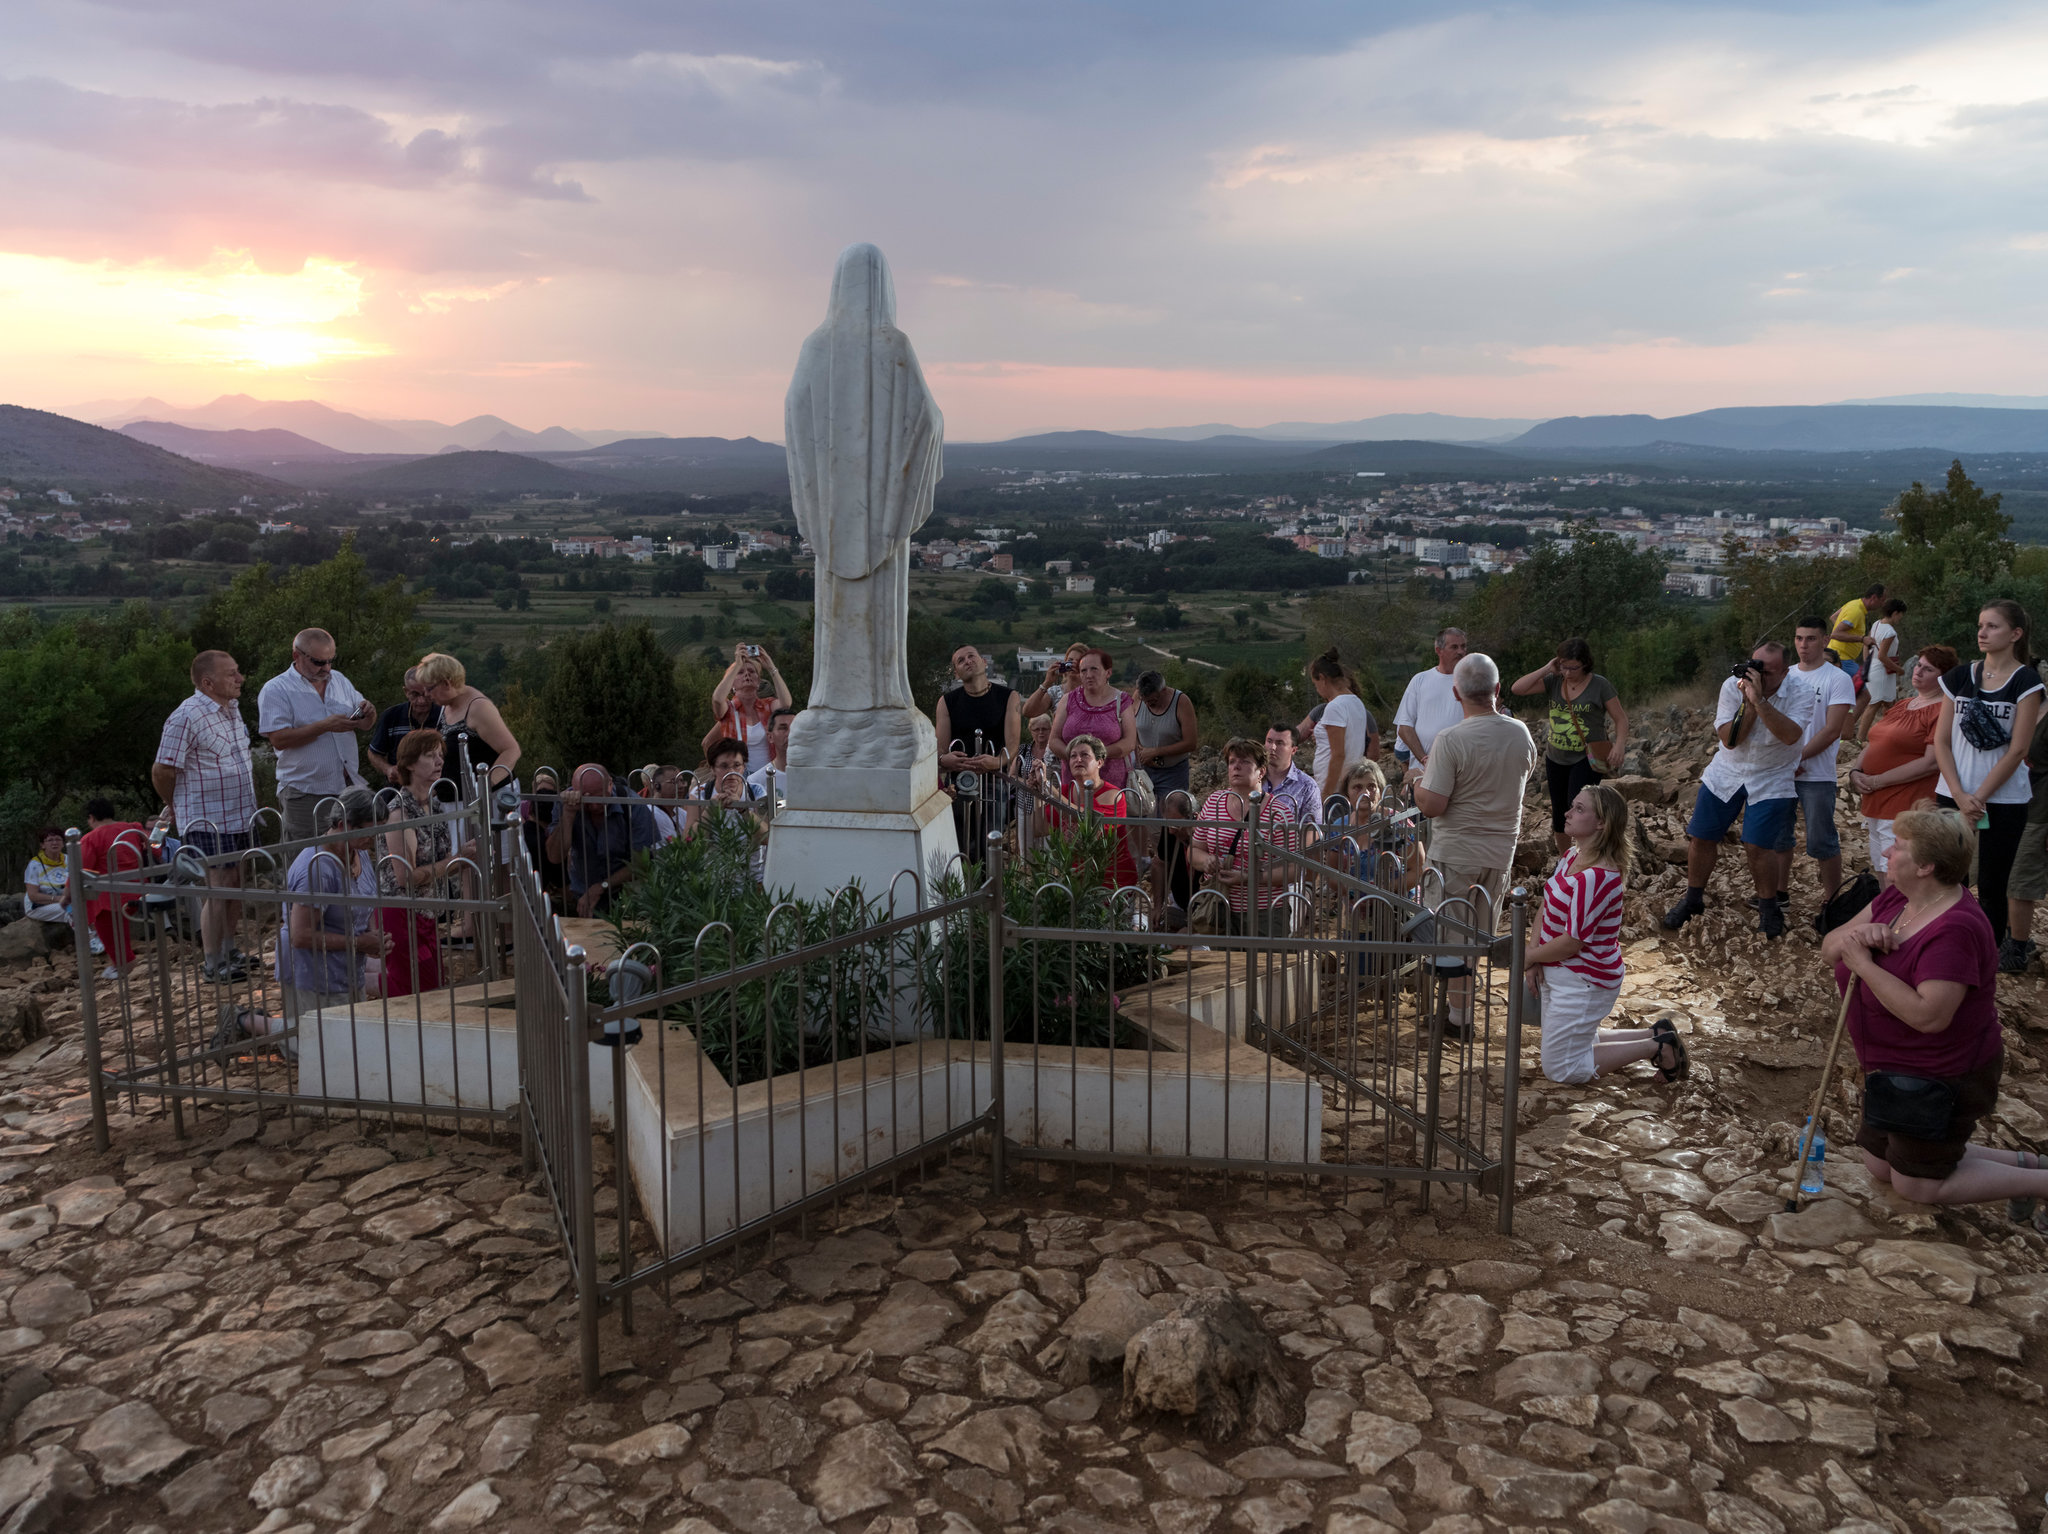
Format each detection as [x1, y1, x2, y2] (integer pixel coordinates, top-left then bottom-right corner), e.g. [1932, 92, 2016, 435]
[1787, 980, 1857, 1214]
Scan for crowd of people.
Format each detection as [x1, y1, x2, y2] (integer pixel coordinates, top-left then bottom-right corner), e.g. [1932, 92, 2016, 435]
[36, 581, 2048, 1229]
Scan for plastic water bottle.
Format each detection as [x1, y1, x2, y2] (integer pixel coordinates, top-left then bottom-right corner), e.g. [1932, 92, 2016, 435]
[1799, 1119, 1826, 1196]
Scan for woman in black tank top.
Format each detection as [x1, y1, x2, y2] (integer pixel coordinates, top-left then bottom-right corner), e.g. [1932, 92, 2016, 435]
[418, 651, 521, 792]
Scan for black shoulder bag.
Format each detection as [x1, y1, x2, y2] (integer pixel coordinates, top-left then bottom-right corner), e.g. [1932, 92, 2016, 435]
[1957, 664, 2013, 753]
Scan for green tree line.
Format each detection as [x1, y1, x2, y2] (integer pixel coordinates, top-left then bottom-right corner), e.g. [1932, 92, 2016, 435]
[4, 462, 2031, 866]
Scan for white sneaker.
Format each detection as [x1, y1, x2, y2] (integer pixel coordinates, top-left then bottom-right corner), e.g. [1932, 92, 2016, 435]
[99, 965, 120, 981]
[88, 933, 106, 956]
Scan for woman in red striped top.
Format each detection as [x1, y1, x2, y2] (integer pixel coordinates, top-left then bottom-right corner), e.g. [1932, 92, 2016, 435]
[1531, 784, 1687, 1084]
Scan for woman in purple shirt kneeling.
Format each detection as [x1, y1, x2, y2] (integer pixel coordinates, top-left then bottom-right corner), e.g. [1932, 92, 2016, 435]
[1821, 803, 2048, 1227]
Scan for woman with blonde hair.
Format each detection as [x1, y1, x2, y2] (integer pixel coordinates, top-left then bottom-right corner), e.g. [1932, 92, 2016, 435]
[1822, 804, 2048, 1226]
[419, 650, 519, 945]
[1530, 783, 1682, 1084]
[418, 652, 521, 791]
[706, 645, 792, 772]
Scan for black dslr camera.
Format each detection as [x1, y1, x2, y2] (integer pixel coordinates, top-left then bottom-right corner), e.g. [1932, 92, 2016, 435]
[1730, 659, 1759, 680]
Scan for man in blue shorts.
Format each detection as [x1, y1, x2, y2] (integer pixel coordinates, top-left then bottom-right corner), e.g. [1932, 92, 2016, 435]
[1662, 641, 1815, 940]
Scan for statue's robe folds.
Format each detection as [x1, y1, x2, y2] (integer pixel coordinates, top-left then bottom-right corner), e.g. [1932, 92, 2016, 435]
[784, 244, 944, 722]
[764, 242, 959, 929]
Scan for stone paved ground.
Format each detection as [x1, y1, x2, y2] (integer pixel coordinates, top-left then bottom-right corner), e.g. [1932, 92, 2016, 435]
[4, 721, 2048, 1534]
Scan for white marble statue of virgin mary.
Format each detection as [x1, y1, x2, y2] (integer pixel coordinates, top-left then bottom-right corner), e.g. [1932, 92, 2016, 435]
[785, 244, 944, 718]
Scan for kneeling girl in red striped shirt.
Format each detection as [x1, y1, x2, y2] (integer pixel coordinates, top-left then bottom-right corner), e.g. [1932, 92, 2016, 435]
[1528, 784, 1688, 1084]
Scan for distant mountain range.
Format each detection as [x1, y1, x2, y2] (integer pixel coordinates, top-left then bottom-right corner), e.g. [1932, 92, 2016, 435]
[23, 390, 2048, 506]
[1510, 405, 2048, 454]
[73, 394, 670, 456]
[1108, 412, 1542, 444]
[121, 420, 353, 463]
[1837, 392, 2048, 410]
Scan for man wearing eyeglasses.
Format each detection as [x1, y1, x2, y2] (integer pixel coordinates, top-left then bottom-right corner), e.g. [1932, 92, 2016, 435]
[257, 628, 378, 843]
[367, 667, 445, 784]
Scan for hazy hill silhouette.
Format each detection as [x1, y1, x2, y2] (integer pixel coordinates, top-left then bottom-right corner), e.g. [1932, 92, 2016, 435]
[121, 421, 352, 463]
[331, 450, 636, 495]
[1515, 404, 2048, 454]
[0, 405, 286, 499]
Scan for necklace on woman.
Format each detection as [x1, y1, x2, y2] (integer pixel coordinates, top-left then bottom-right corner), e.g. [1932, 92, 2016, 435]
[1893, 888, 1957, 940]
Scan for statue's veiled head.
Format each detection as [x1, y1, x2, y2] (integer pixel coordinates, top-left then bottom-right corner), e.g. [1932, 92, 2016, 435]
[826, 243, 897, 332]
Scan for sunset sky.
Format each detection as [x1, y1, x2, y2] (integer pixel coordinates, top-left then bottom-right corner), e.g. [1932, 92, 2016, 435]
[6, 2, 2048, 440]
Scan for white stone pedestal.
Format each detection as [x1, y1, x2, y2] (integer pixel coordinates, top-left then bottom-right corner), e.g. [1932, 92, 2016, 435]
[761, 705, 962, 906]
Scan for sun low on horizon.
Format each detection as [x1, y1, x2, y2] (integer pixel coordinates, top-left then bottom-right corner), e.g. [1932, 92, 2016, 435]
[2, 250, 383, 382]
[6, 3, 2048, 437]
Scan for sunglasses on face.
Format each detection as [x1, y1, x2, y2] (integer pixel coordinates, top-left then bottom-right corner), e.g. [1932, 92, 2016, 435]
[297, 652, 335, 669]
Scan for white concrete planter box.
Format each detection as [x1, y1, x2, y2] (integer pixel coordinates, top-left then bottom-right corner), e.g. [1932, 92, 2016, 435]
[294, 983, 618, 1127]
[617, 976, 1322, 1255]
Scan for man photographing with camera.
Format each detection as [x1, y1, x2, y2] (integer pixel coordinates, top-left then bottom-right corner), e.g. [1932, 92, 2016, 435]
[1663, 641, 1816, 939]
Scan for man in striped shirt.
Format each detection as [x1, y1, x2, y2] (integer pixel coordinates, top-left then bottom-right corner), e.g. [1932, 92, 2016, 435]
[153, 650, 258, 982]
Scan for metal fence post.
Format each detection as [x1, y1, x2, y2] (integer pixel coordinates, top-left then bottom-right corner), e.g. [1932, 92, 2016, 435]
[985, 830, 1006, 1197]
[475, 776, 501, 984]
[69, 830, 111, 1154]
[565, 945, 601, 1392]
[151, 918, 187, 1140]
[1498, 887, 1527, 1235]
[612, 1021, 633, 1339]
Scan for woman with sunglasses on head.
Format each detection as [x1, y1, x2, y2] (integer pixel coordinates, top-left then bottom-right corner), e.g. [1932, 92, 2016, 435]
[1512, 637, 1628, 855]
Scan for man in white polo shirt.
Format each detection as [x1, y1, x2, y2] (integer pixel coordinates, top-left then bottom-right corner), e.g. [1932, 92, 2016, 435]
[257, 627, 377, 844]
[1663, 640, 1815, 940]
[1394, 627, 1468, 777]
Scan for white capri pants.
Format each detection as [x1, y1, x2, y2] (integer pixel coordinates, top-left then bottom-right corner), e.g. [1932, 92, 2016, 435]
[1864, 817, 1895, 875]
[1539, 966, 1623, 1084]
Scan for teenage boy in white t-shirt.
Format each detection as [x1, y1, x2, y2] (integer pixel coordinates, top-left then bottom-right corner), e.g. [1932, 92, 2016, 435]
[1778, 617, 1856, 921]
